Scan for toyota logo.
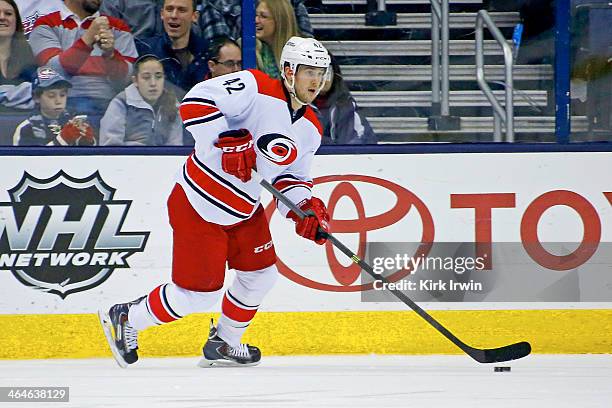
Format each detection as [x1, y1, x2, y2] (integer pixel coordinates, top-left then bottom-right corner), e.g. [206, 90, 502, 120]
[265, 175, 435, 291]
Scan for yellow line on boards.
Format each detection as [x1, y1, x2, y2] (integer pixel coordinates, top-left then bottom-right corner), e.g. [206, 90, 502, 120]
[0, 310, 610, 360]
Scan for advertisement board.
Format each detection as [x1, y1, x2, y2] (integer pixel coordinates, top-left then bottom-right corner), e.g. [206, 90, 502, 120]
[1, 152, 611, 315]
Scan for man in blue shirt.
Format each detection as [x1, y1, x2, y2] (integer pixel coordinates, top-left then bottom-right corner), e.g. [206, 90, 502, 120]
[136, 0, 209, 96]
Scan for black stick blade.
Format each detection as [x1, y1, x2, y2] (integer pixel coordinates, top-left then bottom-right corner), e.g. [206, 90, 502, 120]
[258, 176, 535, 366]
[468, 341, 532, 364]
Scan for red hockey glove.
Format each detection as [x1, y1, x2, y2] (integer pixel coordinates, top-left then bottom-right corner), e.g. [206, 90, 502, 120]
[287, 197, 330, 245]
[58, 122, 81, 145]
[76, 123, 96, 146]
[214, 129, 257, 182]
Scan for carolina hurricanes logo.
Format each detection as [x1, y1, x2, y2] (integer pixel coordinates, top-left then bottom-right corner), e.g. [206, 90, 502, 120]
[256, 134, 298, 166]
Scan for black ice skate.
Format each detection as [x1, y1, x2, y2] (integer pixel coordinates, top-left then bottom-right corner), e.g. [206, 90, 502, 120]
[198, 319, 261, 367]
[98, 297, 144, 368]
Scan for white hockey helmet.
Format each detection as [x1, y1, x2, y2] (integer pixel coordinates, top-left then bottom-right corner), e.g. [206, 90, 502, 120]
[280, 36, 331, 105]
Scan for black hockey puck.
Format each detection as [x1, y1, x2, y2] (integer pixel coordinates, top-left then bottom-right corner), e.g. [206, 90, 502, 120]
[494, 366, 511, 372]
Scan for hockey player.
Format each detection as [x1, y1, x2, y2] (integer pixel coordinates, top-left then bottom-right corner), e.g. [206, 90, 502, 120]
[99, 36, 332, 368]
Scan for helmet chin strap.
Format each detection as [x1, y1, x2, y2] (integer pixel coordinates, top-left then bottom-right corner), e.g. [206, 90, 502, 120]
[284, 75, 309, 107]
[284, 71, 327, 108]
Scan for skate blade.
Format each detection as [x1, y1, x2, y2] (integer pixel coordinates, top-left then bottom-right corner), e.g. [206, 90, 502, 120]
[97, 310, 128, 369]
[197, 357, 261, 368]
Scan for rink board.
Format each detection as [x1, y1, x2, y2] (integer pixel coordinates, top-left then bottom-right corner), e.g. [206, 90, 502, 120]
[1, 310, 612, 359]
[0, 152, 611, 358]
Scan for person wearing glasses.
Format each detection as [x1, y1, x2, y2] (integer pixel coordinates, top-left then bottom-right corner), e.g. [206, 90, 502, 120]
[255, 0, 300, 79]
[207, 36, 242, 78]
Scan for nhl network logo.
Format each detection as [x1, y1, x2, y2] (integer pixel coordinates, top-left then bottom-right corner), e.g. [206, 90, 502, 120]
[0, 171, 149, 298]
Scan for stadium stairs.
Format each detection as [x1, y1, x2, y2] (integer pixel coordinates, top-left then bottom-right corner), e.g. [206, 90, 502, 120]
[308, 0, 588, 142]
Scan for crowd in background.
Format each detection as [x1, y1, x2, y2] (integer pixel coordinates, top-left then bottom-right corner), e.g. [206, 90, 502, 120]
[2, 0, 610, 146]
[2, 0, 374, 146]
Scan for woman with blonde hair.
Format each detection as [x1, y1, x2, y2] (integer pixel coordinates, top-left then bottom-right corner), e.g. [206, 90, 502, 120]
[255, 0, 299, 78]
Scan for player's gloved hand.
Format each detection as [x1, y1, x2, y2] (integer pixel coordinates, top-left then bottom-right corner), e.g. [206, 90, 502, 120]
[76, 122, 96, 146]
[214, 129, 257, 182]
[287, 197, 330, 245]
[58, 122, 81, 145]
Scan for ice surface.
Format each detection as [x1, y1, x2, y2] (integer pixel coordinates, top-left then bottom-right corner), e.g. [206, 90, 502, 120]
[1, 354, 611, 408]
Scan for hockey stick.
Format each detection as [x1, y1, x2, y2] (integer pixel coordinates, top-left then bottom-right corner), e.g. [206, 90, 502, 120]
[255, 172, 531, 364]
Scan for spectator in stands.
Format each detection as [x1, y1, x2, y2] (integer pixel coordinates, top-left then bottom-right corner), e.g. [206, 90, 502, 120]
[101, 0, 188, 40]
[313, 55, 377, 144]
[29, 0, 138, 126]
[207, 36, 241, 78]
[13, 66, 96, 146]
[99, 54, 182, 146]
[15, 0, 63, 38]
[136, 0, 208, 96]
[256, 0, 300, 79]
[0, 0, 36, 111]
[199, 0, 312, 45]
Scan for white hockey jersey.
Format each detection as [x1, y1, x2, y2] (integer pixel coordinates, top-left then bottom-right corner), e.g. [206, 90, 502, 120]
[16, 0, 64, 36]
[178, 69, 322, 226]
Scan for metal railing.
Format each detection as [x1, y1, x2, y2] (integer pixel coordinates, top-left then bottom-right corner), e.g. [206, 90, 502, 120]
[428, 0, 460, 130]
[362, 0, 451, 119]
[430, 0, 450, 117]
[475, 9, 514, 142]
[375, 0, 388, 13]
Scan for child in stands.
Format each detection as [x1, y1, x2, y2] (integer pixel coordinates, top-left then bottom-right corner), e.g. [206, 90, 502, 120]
[13, 67, 95, 146]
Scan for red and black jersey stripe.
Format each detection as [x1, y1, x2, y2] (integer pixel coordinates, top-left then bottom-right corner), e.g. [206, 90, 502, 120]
[272, 174, 313, 194]
[180, 97, 223, 128]
[182, 153, 258, 220]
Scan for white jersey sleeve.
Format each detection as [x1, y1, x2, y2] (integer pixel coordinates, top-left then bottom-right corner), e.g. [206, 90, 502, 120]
[272, 149, 316, 217]
[179, 70, 259, 146]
